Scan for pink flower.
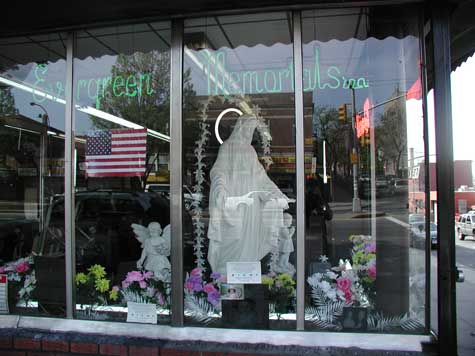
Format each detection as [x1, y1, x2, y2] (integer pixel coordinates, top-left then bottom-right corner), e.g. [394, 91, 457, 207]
[184, 281, 194, 291]
[203, 283, 217, 294]
[344, 289, 353, 303]
[122, 280, 130, 289]
[368, 264, 377, 280]
[125, 271, 143, 283]
[15, 262, 29, 273]
[0, 266, 5, 274]
[139, 280, 147, 289]
[336, 277, 351, 292]
[112, 285, 119, 292]
[190, 268, 202, 277]
[143, 271, 153, 279]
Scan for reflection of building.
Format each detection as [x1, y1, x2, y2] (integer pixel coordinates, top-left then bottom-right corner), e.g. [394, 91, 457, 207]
[409, 160, 473, 219]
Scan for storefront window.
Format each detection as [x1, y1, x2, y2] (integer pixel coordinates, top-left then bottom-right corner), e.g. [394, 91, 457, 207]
[0, 34, 66, 316]
[72, 23, 171, 322]
[302, 6, 426, 332]
[182, 13, 297, 329]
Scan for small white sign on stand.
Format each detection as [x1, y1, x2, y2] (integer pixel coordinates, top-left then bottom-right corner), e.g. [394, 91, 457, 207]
[0, 274, 8, 314]
[227, 262, 261, 284]
[126, 302, 157, 324]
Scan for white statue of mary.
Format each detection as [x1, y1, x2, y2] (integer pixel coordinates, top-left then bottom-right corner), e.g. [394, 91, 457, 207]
[207, 116, 289, 275]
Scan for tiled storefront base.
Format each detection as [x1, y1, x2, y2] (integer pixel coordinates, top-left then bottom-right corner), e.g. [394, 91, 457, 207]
[0, 316, 436, 356]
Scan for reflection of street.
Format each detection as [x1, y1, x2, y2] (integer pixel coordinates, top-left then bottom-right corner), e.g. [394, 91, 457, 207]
[305, 188, 425, 317]
[455, 237, 475, 356]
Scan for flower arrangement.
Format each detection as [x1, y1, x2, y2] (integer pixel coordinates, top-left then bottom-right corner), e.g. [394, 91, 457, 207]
[75, 264, 112, 311]
[305, 236, 376, 329]
[349, 235, 376, 304]
[262, 272, 295, 318]
[0, 256, 36, 307]
[307, 259, 367, 308]
[184, 267, 222, 324]
[118, 270, 170, 309]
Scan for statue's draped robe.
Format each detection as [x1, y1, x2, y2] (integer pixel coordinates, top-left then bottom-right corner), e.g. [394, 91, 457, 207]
[207, 117, 287, 275]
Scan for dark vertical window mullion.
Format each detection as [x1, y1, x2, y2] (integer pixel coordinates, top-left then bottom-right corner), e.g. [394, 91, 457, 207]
[65, 32, 76, 319]
[431, 3, 457, 355]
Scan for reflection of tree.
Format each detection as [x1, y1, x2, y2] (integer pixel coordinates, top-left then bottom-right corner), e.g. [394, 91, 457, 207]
[313, 106, 349, 177]
[376, 88, 407, 177]
[0, 86, 18, 116]
[89, 51, 200, 187]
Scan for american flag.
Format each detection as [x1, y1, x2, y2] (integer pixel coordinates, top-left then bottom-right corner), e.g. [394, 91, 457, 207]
[85, 128, 147, 177]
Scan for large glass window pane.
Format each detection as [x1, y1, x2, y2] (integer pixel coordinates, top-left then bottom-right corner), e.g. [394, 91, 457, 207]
[0, 34, 66, 316]
[302, 6, 426, 332]
[182, 13, 297, 329]
[73, 23, 171, 322]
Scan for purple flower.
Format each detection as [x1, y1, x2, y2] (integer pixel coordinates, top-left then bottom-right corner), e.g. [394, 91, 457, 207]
[210, 272, 222, 280]
[122, 280, 130, 289]
[185, 275, 203, 292]
[364, 242, 376, 254]
[157, 293, 165, 306]
[207, 290, 220, 306]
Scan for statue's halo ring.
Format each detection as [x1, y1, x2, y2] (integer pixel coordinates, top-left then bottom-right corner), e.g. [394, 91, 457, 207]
[215, 107, 243, 144]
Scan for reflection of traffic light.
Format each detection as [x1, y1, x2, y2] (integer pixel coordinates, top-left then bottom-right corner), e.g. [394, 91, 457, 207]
[360, 133, 370, 146]
[338, 104, 347, 122]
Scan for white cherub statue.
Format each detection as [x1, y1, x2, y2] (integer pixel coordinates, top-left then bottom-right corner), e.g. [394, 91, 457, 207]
[274, 213, 296, 278]
[131, 222, 171, 283]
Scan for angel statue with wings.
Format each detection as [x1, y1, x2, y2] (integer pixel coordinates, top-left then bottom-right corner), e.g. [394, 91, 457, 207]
[131, 222, 171, 283]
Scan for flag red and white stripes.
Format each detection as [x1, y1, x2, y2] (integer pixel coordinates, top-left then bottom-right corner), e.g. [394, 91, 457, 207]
[85, 128, 147, 178]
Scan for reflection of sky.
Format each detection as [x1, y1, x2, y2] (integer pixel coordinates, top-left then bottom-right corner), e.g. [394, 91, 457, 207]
[4, 35, 421, 142]
[3, 60, 67, 131]
[305, 36, 419, 113]
[186, 36, 420, 120]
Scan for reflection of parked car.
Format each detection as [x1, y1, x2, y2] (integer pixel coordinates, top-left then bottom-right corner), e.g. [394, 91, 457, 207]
[410, 221, 437, 249]
[456, 212, 475, 240]
[388, 178, 408, 196]
[31, 190, 193, 312]
[0, 218, 38, 263]
[145, 183, 205, 210]
[33, 191, 194, 273]
[358, 175, 389, 197]
[33, 191, 171, 272]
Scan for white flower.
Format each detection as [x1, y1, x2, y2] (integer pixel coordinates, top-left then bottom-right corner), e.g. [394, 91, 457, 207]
[320, 280, 331, 292]
[307, 273, 323, 286]
[326, 289, 337, 301]
[326, 271, 338, 280]
[319, 255, 329, 263]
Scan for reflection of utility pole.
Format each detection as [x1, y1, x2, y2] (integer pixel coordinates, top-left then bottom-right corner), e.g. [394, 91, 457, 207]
[350, 85, 362, 212]
[30, 102, 49, 233]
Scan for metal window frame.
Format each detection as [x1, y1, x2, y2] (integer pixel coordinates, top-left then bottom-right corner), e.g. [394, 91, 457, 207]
[292, 10, 305, 331]
[418, 8, 431, 336]
[170, 18, 184, 326]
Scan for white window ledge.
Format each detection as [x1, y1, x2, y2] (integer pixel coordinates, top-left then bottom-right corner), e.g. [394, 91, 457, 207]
[0, 315, 433, 353]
